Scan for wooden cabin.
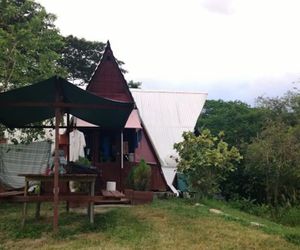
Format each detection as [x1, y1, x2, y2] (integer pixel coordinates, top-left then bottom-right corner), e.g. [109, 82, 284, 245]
[68, 42, 168, 192]
[59, 41, 207, 194]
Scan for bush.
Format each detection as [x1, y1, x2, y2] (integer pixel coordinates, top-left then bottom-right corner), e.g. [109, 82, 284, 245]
[228, 198, 271, 217]
[127, 159, 151, 191]
[278, 207, 300, 227]
[174, 130, 242, 198]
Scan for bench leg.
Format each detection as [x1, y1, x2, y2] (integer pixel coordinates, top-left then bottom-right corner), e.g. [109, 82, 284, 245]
[22, 202, 27, 228]
[35, 202, 41, 219]
[22, 180, 29, 228]
[35, 183, 41, 219]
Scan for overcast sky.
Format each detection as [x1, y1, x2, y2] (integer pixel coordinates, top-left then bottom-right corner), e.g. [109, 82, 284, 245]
[37, 0, 300, 105]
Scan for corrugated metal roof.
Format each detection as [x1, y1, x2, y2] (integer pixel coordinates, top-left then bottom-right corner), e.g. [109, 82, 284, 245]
[131, 89, 207, 193]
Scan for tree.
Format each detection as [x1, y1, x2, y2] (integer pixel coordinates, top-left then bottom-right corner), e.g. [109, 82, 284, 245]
[0, 0, 66, 92]
[243, 90, 300, 209]
[196, 100, 269, 200]
[127, 80, 142, 89]
[245, 122, 300, 211]
[0, 0, 66, 142]
[59, 36, 128, 86]
[59, 35, 105, 85]
[197, 100, 266, 147]
[174, 130, 242, 198]
[256, 89, 300, 126]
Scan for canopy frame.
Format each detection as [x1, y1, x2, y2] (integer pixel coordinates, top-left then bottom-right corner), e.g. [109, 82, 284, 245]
[0, 76, 134, 232]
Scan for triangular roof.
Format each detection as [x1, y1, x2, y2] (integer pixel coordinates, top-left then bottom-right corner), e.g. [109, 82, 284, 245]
[130, 89, 207, 193]
[86, 41, 133, 102]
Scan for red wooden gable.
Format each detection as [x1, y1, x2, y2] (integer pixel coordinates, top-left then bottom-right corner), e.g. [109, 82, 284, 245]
[86, 41, 133, 102]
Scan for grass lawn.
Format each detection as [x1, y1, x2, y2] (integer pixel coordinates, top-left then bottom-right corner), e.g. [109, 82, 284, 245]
[0, 198, 299, 250]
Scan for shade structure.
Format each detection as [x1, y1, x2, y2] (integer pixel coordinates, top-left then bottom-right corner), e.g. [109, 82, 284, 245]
[76, 109, 142, 129]
[0, 76, 134, 232]
[0, 76, 134, 129]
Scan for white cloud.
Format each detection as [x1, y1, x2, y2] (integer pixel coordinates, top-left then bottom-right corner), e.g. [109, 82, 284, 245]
[37, 0, 300, 103]
[200, 0, 234, 15]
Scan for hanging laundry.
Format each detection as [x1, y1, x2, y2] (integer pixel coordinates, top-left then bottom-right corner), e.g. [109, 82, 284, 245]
[69, 129, 86, 162]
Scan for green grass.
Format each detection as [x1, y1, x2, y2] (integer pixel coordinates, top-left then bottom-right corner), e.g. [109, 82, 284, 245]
[0, 199, 299, 249]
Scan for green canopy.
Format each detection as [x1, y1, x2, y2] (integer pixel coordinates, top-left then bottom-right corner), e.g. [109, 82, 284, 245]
[0, 75, 135, 232]
[0, 76, 134, 128]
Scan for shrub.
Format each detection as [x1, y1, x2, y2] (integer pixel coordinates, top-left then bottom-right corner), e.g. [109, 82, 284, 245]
[278, 207, 300, 227]
[228, 198, 271, 217]
[174, 130, 242, 198]
[127, 159, 151, 191]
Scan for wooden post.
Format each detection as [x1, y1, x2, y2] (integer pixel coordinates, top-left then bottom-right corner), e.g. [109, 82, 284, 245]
[53, 108, 61, 232]
[120, 130, 124, 191]
[90, 179, 95, 224]
[66, 112, 70, 213]
[66, 112, 70, 163]
[21, 179, 29, 228]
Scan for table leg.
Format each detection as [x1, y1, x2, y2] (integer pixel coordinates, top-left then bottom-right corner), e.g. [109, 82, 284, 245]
[66, 201, 69, 212]
[89, 180, 95, 224]
[35, 183, 41, 219]
[66, 181, 70, 212]
[22, 180, 29, 228]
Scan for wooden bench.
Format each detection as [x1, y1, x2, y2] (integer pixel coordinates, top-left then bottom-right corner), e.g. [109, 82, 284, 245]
[0, 191, 24, 199]
[18, 174, 97, 227]
[11, 195, 130, 204]
[101, 190, 125, 199]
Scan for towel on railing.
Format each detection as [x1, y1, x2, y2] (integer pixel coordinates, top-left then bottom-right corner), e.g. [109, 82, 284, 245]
[0, 141, 51, 189]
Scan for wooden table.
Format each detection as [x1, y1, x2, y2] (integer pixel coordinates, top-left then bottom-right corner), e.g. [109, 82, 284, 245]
[19, 174, 97, 227]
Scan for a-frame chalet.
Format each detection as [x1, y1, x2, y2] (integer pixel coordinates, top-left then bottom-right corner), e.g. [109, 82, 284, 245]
[81, 41, 168, 192]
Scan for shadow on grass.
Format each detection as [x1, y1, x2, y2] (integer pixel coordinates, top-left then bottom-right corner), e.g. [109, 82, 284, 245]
[0, 203, 154, 246]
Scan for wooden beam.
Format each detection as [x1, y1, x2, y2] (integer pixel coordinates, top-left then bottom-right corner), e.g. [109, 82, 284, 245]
[0, 102, 132, 110]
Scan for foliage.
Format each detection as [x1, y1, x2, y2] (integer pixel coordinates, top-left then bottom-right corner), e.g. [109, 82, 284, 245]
[0, 1, 135, 143]
[174, 130, 242, 197]
[256, 90, 300, 126]
[59, 36, 130, 86]
[241, 89, 300, 209]
[127, 80, 142, 89]
[0, 0, 66, 91]
[0, 0, 65, 142]
[228, 198, 271, 218]
[245, 122, 300, 210]
[197, 100, 267, 147]
[127, 159, 151, 191]
[75, 156, 91, 166]
[197, 100, 267, 201]
[198, 91, 300, 208]
[278, 206, 300, 227]
[59, 35, 105, 85]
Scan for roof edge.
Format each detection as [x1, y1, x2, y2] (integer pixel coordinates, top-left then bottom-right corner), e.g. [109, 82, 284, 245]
[130, 89, 208, 95]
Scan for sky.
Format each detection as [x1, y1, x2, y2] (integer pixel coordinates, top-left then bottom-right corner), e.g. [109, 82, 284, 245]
[37, 0, 300, 105]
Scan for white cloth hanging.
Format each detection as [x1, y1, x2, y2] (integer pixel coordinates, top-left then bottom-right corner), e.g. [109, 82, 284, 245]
[69, 129, 86, 162]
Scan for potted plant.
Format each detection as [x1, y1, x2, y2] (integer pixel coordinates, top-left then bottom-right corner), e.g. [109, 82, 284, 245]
[125, 159, 153, 204]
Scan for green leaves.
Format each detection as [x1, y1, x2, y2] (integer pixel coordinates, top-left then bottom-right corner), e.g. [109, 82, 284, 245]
[174, 130, 242, 197]
[245, 121, 300, 208]
[127, 159, 151, 191]
[197, 100, 267, 147]
[0, 0, 66, 92]
[59, 35, 105, 85]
